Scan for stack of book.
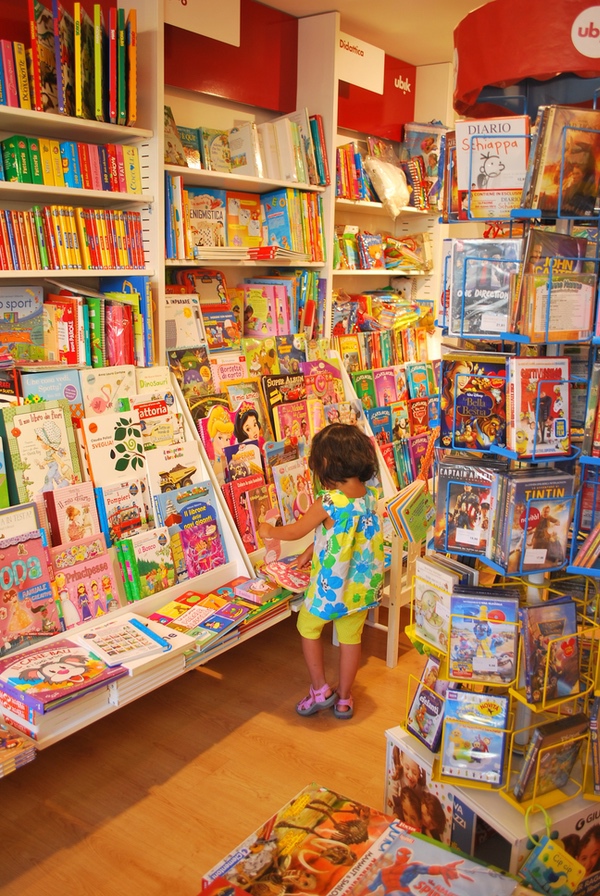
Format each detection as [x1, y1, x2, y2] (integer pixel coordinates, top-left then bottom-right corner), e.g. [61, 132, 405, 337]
[0, 718, 37, 777]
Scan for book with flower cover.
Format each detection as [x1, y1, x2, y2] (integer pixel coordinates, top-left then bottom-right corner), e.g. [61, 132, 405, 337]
[81, 409, 146, 488]
[0, 637, 128, 713]
[0, 530, 62, 658]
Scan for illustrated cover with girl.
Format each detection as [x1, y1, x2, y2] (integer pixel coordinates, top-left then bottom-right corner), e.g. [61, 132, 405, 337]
[440, 689, 509, 786]
[301, 358, 345, 405]
[0, 530, 62, 658]
[197, 405, 236, 485]
[43, 480, 100, 546]
[225, 378, 273, 443]
[274, 399, 310, 451]
[50, 540, 122, 628]
[271, 456, 314, 525]
[246, 483, 278, 549]
[154, 481, 227, 581]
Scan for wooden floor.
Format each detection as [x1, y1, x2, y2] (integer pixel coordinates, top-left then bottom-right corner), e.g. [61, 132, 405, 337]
[0, 610, 416, 896]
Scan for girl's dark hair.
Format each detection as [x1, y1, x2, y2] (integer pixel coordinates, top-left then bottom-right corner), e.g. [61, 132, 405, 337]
[393, 786, 421, 825]
[234, 407, 261, 443]
[309, 423, 379, 486]
[420, 791, 446, 839]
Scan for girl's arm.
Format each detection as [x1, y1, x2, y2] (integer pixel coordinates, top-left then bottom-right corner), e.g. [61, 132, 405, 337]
[258, 497, 328, 542]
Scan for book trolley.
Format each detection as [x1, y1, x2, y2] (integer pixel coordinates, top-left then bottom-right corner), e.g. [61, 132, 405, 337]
[397, 106, 600, 893]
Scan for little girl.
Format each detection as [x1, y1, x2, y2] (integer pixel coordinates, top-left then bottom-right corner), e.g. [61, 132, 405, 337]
[258, 423, 384, 719]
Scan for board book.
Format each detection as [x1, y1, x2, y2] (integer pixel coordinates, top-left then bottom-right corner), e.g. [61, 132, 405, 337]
[43, 480, 100, 546]
[94, 477, 150, 546]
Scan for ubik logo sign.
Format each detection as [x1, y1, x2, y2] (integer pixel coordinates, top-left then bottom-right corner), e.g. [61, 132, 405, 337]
[572, 6, 600, 57]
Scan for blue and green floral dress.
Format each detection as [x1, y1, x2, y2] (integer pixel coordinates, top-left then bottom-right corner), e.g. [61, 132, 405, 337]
[303, 486, 384, 620]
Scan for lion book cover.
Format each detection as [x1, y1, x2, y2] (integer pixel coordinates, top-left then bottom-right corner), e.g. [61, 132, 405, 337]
[201, 783, 393, 895]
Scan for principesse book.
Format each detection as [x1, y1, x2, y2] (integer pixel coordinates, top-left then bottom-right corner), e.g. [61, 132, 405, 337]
[43, 479, 100, 546]
[448, 592, 518, 685]
[440, 688, 509, 786]
[519, 598, 580, 705]
[513, 712, 589, 803]
[49, 535, 122, 627]
[405, 654, 447, 752]
[0, 638, 128, 713]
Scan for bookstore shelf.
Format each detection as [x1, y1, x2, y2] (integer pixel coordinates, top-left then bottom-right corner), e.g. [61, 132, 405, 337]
[0, 181, 154, 208]
[164, 259, 324, 270]
[335, 198, 428, 217]
[0, 106, 153, 144]
[332, 268, 426, 277]
[164, 163, 325, 196]
[0, 268, 155, 280]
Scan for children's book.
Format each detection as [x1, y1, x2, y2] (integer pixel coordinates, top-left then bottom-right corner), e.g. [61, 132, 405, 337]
[0, 286, 44, 362]
[448, 592, 518, 685]
[0, 637, 128, 712]
[261, 556, 310, 592]
[73, 1, 94, 120]
[130, 392, 184, 451]
[224, 379, 273, 444]
[413, 555, 459, 652]
[117, 527, 175, 601]
[275, 334, 307, 374]
[50, 536, 122, 627]
[366, 407, 394, 445]
[154, 480, 228, 582]
[163, 105, 187, 166]
[513, 712, 589, 802]
[246, 484, 278, 549]
[72, 613, 173, 667]
[507, 356, 570, 458]
[52, 0, 75, 116]
[439, 351, 508, 451]
[177, 126, 202, 169]
[144, 440, 204, 515]
[196, 405, 236, 486]
[324, 400, 366, 430]
[404, 361, 430, 400]
[520, 598, 580, 705]
[301, 358, 345, 405]
[202, 306, 242, 354]
[351, 370, 377, 411]
[241, 336, 280, 377]
[407, 397, 429, 436]
[233, 575, 282, 605]
[29, 0, 59, 113]
[164, 293, 204, 350]
[0, 530, 62, 658]
[440, 688, 509, 785]
[405, 654, 447, 751]
[20, 368, 85, 425]
[223, 440, 263, 483]
[273, 399, 311, 451]
[0, 502, 41, 541]
[448, 237, 522, 338]
[95, 477, 150, 546]
[80, 364, 136, 417]
[0, 400, 81, 507]
[271, 455, 314, 526]
[43, 479, 100, 546]
[81, 409, 146, 488]
[372, 367, 398, 406]
[185, 187, 227, 250]
[198, 127, 231, 173]
[209, 354, 248, 392]
[226, 190, 262, 246]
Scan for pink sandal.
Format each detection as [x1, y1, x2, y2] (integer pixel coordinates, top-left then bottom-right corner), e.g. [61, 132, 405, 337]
[334, 696, 354, 719]
[296, 684, 337, 716]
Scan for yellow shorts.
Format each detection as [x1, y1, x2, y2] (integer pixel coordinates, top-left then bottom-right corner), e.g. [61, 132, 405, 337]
[297, 604, 369, 645]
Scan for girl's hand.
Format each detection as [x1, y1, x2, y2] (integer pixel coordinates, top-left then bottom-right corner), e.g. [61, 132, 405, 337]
[258, 522, 277, 541]
[292, 546, 313, 569]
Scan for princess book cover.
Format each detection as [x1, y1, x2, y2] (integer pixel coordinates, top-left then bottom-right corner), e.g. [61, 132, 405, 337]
[509, 357, 570, 458]
[439, 352, 507, 451]
[301, 359, 344, 405]
[224, 378, 273, 443]
[246, 484, 275, 549]
[81, 410, 146, 488]
[504, 473, 574, 574]
[43, 480, 100, 546]
[0, 530, 62, 658]
[196, 406, 236, 486]
[242, 284, 278, 338]
[373, 367, 398, 406]
[448, 594, 518, 685]
[1, 400, 82, 505]
[274, 400, 310, 451]
[0, 639, 128, 712]
[80, 365, 136, 417]
[272, 457, 313, 526]
[50, 546, 121, 629]
[520, 598, 579, 705]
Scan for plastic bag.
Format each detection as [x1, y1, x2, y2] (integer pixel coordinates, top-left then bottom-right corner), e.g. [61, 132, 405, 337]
[363, 156, 411, 218]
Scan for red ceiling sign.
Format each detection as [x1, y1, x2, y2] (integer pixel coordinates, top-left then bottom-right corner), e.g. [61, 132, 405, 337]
[338, 54, 416, 142]
[454, 0, 600, 117]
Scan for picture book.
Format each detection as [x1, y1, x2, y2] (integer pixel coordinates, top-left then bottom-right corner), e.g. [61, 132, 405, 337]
[130, 392, 184, 451]
[164, 293, 204, 350]
[225, 379, 273, 444]
[223, 471, 266, 553]
[233, 575, 282, 605]
[406, 398, 429, 436]
[351, 370, 377, 411]
[95, 477, 150, 546]
[503, 472, 574, 574]
[20, 368, 85, 425]
[531, 105, 600, 217]
[167, 344, 214, 403]
[29, 0, 59, 113]
[271, 456, 313, 525]
[366, 407, 394, 445]
[413, 555, 458, 651]
[404, 361, 430, 400]
[448, 237, 522, 338]
[507, 356, 570, 458]
[324, 400, 365, 430]
[262, 372, 306, 427]
[439, 351, 508, 451]
[260, 189, 296, 251]
[1, 400, 82, 506]
[433, 459, 499, 558]
[223, 441, 263, 482]
[209, 354, 248, 392]
[43, 479, 100, 546]
[52, 0, 75, 116]
[80, 365, 136, 417]
[202, 307, 242, 354]
[454, 115, 530, 219]
[301, 358, 345, 405]
[81, 409, 146, 488]
[73, 613, 173, 667]
[148, 592, 248, 652]
[0, 502, 40, 542]
[197, 405, 236, 485]
[144, 440, 204, 515]
[163, 105, 187, 166]
[0, 286, 44, 362]
[0, 718, 36, 770]
[117, 527, 175, 601]
[373, 367, 398, 406]
[260, 556, 310, 592]
[73, 1, 94, 120]
[520, 598, 580, 705]
[405, 655, 447, 751]
[440, 688, 509, 785]
[276, 334, 307, 374]
[336, 333, 363, 374]
[448, 593, 518, 685]
[226, 190, 262, 247]
[177, 126, 202, 169]
[274, 399, 311, 451]
[50, 541, 122, 628]
[513, 712, 589, 802]
[246, 484, 278, 549]
[0, 638, 128, 713]
[242, 283, 279, 338]
[185, 187, 227, 249]
[0, 529, 61, 658]
[241, 336, 280, 377]
[198, 127, 231, 173]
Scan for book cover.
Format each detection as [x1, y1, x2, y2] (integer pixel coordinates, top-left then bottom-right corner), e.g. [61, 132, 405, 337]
[407, 397, 429, 436]
[20, 367, 84, 424]
[226, 191, 261, 247]
[508, 356, 571, 458]
[241, 336, 280, 378]
[0, 530, 62, 659]
[144, 440, 204, 513]
[448, 593, 518, 685]
[73, 1, 94, 119]
[0, 285, 45, 362]
[95, 477, 150, 546]
[50, 538, 121, 627]
[177, 126, 202, 169]
[448, 237, 522, 338]
[223, 441, 263, 482]
[209, 354, 248, 393]
[0, 502, 40, 541]
[228, 122, 262, 177]
[80, 364, 136, 416]
[198, 127, 231, 173]
[28, 0, 59, 113]
[43, 479, 100, 546]
[196, 405, 236, 486]
[1, 400, 81, 506]
[0, 638, 127, 712]
[118, 527, 175, 600]
[274, 399, 311, 451]
[81, 409, 146, 488]
[185, 187, 227, 250]
[301, 358, 344, 406]
[513, 712, 589, 802]
[163, 105, 187, 167]
[352, 370, 377, 411]
[439, 351, 507, 452]
[233, 575, 282, 605]
[260, 189, 296, 251]
[271, 456, 313, 525]
[73, 613, 172, 667]
[366, 407, 394, 445]
[164, 293, 204, 350]
[440, 688, 509, 785]
[412, 555, 458, 652]
[520, 598, 580, 705]
[405, 655, 447, 751]
[130, 393, 184, 451]
[373, 367, 398, 406]
[404, 361, 430, 400]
